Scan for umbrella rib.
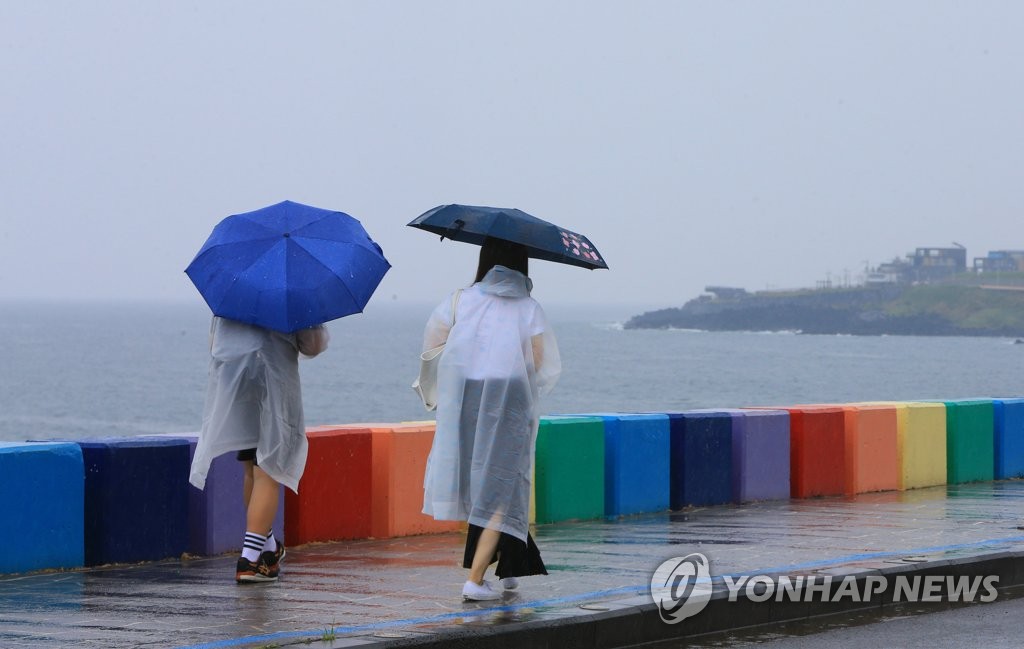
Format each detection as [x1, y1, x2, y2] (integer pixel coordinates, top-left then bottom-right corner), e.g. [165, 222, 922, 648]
[289, 238, 370, 314]
[185, 243, 278, 320]
[209, 240, 285, 314]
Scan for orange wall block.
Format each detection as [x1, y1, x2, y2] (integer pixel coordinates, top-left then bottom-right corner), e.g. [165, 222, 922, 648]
[842, 405, 899, 495]
[326, 423, 460, 539]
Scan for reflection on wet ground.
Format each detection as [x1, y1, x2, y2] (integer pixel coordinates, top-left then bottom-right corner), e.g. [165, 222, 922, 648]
[0, 482, 1021, 647]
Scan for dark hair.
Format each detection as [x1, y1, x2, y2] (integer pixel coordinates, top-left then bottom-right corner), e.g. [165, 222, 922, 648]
[475, 237, 529, 283]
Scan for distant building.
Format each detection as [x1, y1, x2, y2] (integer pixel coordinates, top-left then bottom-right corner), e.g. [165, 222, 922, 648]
[973, 250, 1024, 273]
[865, 258, 910, 285]
[909, 246, 966, 282]
[864, 245, 967, 285]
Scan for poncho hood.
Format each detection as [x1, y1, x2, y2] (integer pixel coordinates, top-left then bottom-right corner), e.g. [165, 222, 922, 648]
[478, 265, 533, 297]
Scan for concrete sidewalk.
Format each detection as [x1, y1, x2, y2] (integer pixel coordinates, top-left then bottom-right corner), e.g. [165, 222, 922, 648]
[2, 482, 1023, 648]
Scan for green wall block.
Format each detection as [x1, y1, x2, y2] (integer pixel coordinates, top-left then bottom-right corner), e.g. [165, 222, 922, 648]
[535, 416, 605, 524]
[944, 399, 995, 484]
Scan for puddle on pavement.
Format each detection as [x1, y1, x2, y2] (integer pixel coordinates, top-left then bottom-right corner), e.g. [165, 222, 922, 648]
[672, 586, 1024, 648]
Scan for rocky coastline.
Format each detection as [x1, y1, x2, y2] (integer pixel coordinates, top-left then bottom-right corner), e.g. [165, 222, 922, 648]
[625, 284, 1024, 337]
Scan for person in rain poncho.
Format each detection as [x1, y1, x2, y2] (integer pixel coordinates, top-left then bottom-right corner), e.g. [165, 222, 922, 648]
[421, 238, 561, 601]
[190, 316, 329, 583]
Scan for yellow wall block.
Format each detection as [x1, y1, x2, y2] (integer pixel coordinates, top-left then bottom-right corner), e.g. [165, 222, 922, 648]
[898, 402, 948, 489]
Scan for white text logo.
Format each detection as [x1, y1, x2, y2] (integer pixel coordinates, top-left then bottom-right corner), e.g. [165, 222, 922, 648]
[721, 574, 999, 604]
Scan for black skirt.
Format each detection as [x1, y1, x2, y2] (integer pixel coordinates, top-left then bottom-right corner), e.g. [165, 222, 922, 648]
[463, 524, 548, 579]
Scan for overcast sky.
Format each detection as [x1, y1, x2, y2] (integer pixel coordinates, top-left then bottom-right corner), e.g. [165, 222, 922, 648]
[2, 1, 1022, 311]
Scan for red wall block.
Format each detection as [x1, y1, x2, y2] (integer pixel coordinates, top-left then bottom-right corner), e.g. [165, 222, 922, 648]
[284, 427, 372, 545]
[770, 406, 847, 498]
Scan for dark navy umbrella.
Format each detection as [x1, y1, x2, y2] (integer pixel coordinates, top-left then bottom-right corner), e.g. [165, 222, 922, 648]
[185, 200, 390, 334]
[407, 204, 608, 270]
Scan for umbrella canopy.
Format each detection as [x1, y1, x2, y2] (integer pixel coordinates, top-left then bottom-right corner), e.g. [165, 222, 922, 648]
[407, 204, 608, 270]
[185, 200, 390, 334]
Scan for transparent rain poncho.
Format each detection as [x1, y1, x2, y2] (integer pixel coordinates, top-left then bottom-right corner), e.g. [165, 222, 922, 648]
[422, 265, 561, 542]
[189, 317, 329, 493]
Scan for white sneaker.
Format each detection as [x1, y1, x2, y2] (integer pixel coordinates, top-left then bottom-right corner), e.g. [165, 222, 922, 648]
[499, 577, 519, 590]
[462, 579, 501, 601]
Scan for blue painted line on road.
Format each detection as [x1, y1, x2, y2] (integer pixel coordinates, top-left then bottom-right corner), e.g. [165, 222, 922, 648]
[176, 533, 1024, 649]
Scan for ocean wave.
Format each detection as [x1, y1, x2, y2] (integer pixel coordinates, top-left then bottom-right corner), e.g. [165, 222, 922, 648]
[739, 329, 802, 335]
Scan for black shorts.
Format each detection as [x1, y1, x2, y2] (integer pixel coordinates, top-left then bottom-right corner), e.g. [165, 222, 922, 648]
[236, 448, 257, 464]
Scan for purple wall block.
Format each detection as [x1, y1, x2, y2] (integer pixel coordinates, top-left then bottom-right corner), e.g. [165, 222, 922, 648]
[152, 434, 285, 556]
[729, 409, 791, 502]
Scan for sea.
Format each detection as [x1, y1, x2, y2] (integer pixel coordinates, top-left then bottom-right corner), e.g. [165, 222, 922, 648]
[1, 300, 1021, 442]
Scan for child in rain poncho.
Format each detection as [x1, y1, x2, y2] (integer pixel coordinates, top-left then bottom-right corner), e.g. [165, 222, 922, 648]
[190, 316, 329, 583]
[421, 238, 561, 601]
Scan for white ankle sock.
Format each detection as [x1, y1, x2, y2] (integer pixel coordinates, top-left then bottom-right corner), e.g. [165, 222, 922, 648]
[263, 530, 277, 553]
[242, 532, 267, 562]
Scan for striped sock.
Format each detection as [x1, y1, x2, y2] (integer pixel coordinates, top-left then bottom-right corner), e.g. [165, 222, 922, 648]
[242, 532, 267, 562]
[263, 530, 277, 553]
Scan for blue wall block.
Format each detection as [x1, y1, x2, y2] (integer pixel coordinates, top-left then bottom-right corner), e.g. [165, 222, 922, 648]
[667, 411, 734, 509]
[0, 442, 84, 574]
[151, 434, 285, 556]
[594, 414, 670, 517]
[994, 398, 1024, 479]
[78, 437, 190, 566]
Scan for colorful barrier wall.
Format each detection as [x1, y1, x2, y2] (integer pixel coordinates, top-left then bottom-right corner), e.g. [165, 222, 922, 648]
[7, 393, 1024, 576]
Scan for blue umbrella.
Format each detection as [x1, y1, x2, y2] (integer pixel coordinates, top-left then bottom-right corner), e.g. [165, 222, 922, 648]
[407, 204, 608, 270]
[185, 200, 390, 334]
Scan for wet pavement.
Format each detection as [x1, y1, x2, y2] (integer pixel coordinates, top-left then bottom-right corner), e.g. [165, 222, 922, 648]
[2, 482, 1024, 648]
